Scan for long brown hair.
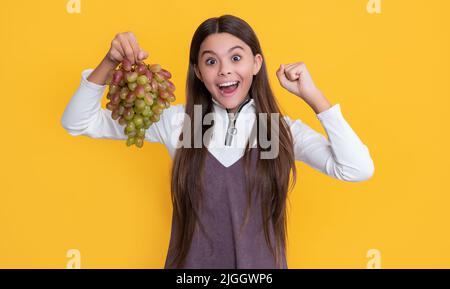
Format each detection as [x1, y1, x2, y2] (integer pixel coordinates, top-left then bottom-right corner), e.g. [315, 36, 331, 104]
[169, 14, 297, 268]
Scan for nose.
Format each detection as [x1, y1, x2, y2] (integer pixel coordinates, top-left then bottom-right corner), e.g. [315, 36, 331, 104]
[218, 63, 232, 76]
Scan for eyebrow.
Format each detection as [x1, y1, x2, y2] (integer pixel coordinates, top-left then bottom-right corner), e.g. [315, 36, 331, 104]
[200, 45, 244, 58]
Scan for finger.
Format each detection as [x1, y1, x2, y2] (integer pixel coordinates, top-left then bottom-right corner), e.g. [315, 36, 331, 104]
[284, 63, 296, 70]
[127, 32, 141, 63]
[110, 42, 123, 62]
[286, 68, 301, 81]
[276, 64, 288, 83]
[284, 64, 297, 74]
[284, 64, 299, 81]
[284, 63, 297, 73]
[276, 64, 285, 77]
[110, 50, 123, 63]
[120, 35, 136, 64]
[286, 64, 303, 81]
[111, 39, 125, 59]
[138, 50, 149, 61]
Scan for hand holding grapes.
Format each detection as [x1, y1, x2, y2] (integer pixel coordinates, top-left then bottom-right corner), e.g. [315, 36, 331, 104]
[103, 32, 176, 148]
[86, 31, 149, 85]
[107, 31, 149, 66]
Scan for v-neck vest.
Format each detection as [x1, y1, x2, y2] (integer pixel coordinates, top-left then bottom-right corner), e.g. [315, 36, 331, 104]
[164, 148, 288, 269]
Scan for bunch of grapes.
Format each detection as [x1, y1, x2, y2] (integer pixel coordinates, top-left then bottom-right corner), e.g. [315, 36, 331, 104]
[105, 58, 176, 148]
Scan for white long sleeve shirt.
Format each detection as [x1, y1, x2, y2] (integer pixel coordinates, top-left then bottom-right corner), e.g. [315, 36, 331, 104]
[61, 68, 375, 182]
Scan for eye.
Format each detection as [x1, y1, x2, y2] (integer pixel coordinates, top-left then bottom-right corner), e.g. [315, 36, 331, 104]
[232, 55, 241, 61]
[206, 58, 216, 65]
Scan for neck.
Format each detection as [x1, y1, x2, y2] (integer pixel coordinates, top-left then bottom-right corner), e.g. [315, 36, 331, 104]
[225, 95, 251, 114]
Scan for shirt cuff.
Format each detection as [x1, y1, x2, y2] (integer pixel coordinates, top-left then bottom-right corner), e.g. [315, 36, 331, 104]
[80, 68, 108, 92]
[316, 103, 342, 122]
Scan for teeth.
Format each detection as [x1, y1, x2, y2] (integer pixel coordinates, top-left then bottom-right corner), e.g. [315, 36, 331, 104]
[218, 81, 238, 87]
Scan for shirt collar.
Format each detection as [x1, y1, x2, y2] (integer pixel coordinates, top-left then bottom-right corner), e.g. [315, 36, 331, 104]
[211, 94, 255, 113]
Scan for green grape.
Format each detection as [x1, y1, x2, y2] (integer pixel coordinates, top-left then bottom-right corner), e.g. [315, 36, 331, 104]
[144, 83, 152, 92]
[109, 84, 119, 94]
[123, 101, 134, 108]
[126, 121, 136, 132]
[167, 92, 176, 102]
[134, 99, 146, 113]
[143, 118, 152, 128]
[150, 114, 160, 122]
[133, 115, 144, 128]
[120, 86, 129, 100]
[123, 107, 135, 120]
[126, 137, 135, 146]
[154, 73, 164, 83]
[149, 64, 161, 73]
[126, 71, 138, 83]
[141, 105, 153, 117]
[135, 137, 144, 148]
[106, 59, 176, 148]
[151, 105, 163, 115]
[120, 90, 128, 100]
[155, 97, 166, 109]
[137, 75, 149, 85]
[137, 127, 146, 137]
[144, 93, 154, 106]
[118, 104, 125, 115]
[127, 82, 137, 91]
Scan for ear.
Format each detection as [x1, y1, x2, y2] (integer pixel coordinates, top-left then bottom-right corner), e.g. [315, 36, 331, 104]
[194, 64, 203, 82]
[253, 54, 263, 76]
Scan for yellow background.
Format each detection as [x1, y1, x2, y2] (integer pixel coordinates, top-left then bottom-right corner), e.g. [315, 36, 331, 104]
[1, 0, 449, 268]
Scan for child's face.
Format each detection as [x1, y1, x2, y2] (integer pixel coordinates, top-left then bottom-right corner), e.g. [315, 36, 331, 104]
[195, 33, 263, 113]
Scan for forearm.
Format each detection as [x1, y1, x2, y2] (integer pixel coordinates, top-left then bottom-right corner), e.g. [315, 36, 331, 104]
[305, 90, 332, 114]
[87, 56, 117, 85]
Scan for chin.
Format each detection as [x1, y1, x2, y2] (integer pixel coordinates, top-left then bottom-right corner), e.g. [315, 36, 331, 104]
[217, 97, 242, 110]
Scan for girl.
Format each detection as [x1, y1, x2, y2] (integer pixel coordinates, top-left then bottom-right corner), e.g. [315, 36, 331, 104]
[61, 15, 374, 269]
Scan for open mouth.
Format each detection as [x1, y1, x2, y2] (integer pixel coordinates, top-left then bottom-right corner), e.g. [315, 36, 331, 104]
[217, 81, 240, 97]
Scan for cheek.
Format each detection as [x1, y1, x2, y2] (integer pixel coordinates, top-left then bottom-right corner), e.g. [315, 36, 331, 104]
[240, 68, 254, 87]
[200, 68, 216, 84]
[205, 79, 218, 92]
[239, 64, 254, 79]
